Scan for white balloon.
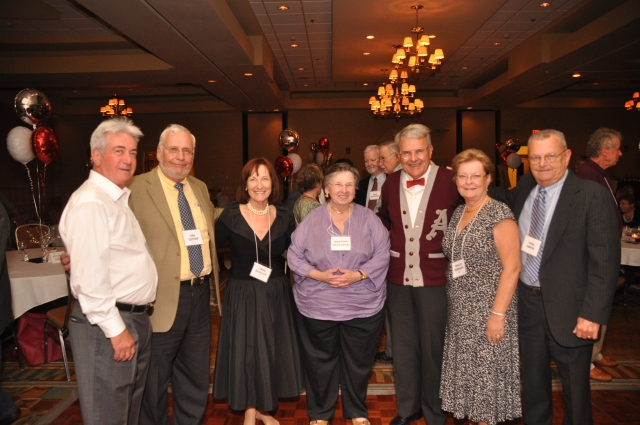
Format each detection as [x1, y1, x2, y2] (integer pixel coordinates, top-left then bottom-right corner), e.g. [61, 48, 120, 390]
[288, 153, 302, 174]
[506, 152, 522, 169]
[315, 151, 325, 166]
[7, 126, 35, 164]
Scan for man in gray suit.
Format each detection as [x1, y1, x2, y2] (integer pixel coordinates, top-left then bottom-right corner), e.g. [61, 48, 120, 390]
[493, 129, 620, 425]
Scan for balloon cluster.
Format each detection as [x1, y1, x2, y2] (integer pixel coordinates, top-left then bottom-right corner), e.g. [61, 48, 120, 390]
[6, 89, 59, 222]
[275, 129, 301, 177]
[496, 138, 522, 169]
[309, 137, 333, 168]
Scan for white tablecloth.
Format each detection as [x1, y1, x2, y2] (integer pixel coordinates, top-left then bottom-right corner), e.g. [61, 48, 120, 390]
[621, 241, 640, 266]
[7, 248, 68, 318]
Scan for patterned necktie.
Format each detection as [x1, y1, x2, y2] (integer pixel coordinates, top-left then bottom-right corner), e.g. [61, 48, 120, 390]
[175, 182, 204, 277]
[367, 177, 378, 210]
[523, 187, 547, 285]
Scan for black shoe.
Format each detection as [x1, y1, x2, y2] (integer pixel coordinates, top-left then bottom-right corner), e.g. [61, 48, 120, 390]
[0, 406, 21, 425]
[374, 352, 393, 363]
[389, 411, 422, 425]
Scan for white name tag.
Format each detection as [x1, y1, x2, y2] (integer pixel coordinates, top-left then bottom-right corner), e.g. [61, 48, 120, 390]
[451, 259, 467, 278]
[48, 250, 64, 264]
[521, 235, 542, 257]
[182, 229, 203, 246]
[369, 190, 381, 200]
[250, 262, 272, 282]
[331, 236, 351, 251]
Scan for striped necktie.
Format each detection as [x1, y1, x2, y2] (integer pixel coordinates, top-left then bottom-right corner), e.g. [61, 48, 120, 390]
[523, 187, 546, 285]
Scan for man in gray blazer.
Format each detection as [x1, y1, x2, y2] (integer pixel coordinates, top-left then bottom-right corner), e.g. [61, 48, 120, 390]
[492, 129, 619, 425]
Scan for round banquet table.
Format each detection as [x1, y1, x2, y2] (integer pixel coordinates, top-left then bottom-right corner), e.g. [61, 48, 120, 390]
[7, 248, 68, 318]
[621, 240, 640, 267]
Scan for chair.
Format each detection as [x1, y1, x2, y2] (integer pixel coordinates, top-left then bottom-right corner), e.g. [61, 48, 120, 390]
[43, 279, 74, 380]
[0, 324, 25, 370]
[15, 223, 50, 249]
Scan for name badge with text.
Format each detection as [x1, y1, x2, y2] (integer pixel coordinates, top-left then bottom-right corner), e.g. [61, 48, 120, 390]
[250, 262, 272, 282]
[182, 229, 203, 246]
[451, 259, 467, 278]
[521, 235, 542, 257]
[331, 236, 351, 251]
[369, 190, 381, 200]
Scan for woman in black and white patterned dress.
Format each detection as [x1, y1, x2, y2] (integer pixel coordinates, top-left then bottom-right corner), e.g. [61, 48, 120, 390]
[440, 149, 522, 425]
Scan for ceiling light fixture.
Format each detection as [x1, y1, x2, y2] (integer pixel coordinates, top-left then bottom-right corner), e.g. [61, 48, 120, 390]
[624, 91, 640, 111]
[572, 72, 581, 78]
[369, 69, 423, 118]
[298, 67, 305, 71]
[290, 43, 299, 47]
[539, 2, 551, 7]
[363, 52, 371, 55]
[493, 42, 501, 46]
[208, 79, 216, 83]
[278, 5, 288, 11]
[366, 35, 375, 39]
[244, 73, 253, 76]
[391, 5, 445, 73]
[100, 95, 132, 117]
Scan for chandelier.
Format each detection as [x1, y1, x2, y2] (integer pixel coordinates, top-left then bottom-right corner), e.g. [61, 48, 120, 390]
[100, 96, 133, 117]
[369, 69, 424, 118]
[624, 91, 639, 111]
[392, 5, 444, 73]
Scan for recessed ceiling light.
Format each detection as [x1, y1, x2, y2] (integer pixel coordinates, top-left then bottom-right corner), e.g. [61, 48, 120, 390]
[208, 79, 216, 83]
[429, 35, 436, 38]
[572, 72, 581, 78]
[298, 67, 305, 71]
[366, 35, 374, 39]
[467, 106, 473, 110]
[278, 5, 288, 11]
[461, 66, 468, 70]
[304, 84, 309, 87]
[593, 82, 599, 86]
[363, 52, 371, 55]
[274, 109, 279, 112]
[248, 109, 253, 112]
[539, 2, 551, 7]
[244, 73, 253, 76]
[290, 43, 299, 48]
[363, 83, 369, 86]
[493, 42, 501, 46]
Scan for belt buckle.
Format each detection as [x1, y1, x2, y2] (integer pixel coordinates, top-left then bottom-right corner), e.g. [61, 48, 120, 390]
[191, 276, 204, 286]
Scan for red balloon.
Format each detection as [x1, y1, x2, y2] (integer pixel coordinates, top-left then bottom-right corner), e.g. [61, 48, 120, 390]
[31, 126, 59, 165]
[274, 155, 293, 177]
[319, 137, 330, 152]
[499, 150, 509, 164]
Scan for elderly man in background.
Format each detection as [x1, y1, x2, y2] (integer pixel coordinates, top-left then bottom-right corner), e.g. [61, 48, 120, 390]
[492, 129, 619, 425]
[576, 127, 623, 382]
[378, 140, 402, 175]
[377, 124, 461, 425]
[59, 118, 158, 425]
[130, 124, 220, 425]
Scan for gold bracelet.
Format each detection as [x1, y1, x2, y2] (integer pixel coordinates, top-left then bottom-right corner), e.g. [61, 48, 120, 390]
[491, 310, 505, 316]
[358, 270, 365, 281]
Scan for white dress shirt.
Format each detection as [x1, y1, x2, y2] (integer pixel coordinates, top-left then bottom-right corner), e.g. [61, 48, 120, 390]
[59, 171, 158, 338]
[400, 166, 433, 227]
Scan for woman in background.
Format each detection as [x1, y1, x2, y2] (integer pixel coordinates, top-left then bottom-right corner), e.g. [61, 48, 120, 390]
[293, 164, 324, 225]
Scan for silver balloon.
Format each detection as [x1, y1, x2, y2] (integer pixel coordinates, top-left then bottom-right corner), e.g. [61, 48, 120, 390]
[14, 89, 52, 127]
[506, 138, 521, 153]
[278, 129, 300, 152]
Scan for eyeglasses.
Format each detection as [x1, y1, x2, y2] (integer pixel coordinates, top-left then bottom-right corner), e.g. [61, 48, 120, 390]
[456, 174, 486, 182]
[528, 149, 566, 164]
[165, 147, 194, 157]
[399, 148, 428, 159]
[330, 183, 355, 190]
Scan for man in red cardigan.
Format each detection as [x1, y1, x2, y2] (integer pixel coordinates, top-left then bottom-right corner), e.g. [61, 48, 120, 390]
[377, 124, 461, 425]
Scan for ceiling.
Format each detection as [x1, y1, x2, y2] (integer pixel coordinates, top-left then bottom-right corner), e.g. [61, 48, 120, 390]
[0, 0, 639, 115]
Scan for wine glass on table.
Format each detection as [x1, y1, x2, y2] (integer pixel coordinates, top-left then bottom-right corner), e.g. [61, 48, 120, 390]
[18, 240, 27, 260]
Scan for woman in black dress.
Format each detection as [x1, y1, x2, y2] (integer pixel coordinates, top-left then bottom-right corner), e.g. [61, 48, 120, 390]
[213, 158, 302, 425]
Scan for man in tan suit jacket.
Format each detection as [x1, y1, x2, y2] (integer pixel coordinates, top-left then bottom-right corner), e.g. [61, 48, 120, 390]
[129, 124, 220, 425]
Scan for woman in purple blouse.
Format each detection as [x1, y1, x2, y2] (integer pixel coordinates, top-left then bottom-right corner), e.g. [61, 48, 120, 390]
[287, 162, 390, 425]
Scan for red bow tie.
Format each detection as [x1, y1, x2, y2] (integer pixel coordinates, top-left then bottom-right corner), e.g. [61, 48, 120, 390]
[406, 178, 425, 188]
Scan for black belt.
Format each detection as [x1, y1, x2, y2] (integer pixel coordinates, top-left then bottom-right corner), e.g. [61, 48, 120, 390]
[180, 273, 210, 286]
[522, 284, 542, 294]
[116, 302, 152, 313]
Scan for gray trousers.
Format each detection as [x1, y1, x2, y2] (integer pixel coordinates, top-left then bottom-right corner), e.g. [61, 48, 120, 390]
[69, 302, 152, 425]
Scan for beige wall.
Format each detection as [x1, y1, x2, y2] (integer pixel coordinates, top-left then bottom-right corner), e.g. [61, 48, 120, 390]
[1, 104, 638, 218]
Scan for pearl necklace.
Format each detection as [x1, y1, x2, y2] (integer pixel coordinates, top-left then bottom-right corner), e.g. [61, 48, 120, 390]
[330, 203, 351, 214]
[247, 201, 269, 215]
